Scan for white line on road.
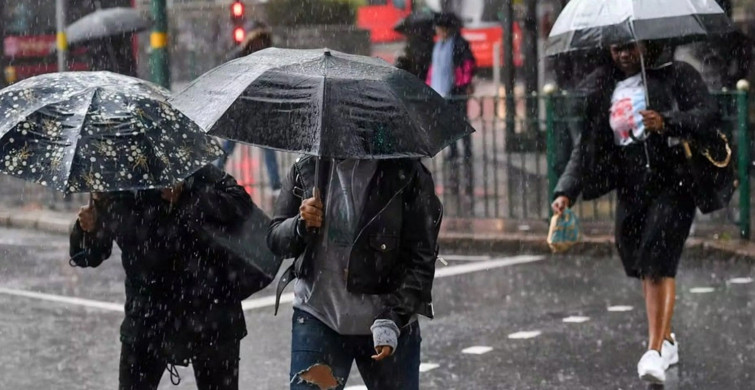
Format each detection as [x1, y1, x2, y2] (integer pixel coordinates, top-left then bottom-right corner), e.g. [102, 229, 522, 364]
[242, 255, 545, 312]
[690, 287, 716, 294]
[462, 346, 493, 355]
[562, 316, 590, 323]
[0, 287, 124, 312]
[419, 363, 440, 372]
[0, 255, 545, 313]
[438, 254, 492, 262]
[508, 330, 541, 339]
[728, 277, 753, 284]
[607, 305, 634, 312]
[344, 386, 368, 390]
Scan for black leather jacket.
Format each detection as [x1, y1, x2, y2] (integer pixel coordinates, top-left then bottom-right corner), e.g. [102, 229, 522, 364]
[267, 157, 442, 328]
[554, 61, 718, 203]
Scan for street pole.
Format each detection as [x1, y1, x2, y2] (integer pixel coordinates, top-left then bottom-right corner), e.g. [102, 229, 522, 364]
[737, 80, 750, 239]
[56, 0, 67, 72]
[150, 0, 170, 88]
[523, 0, 538, 131]
[502, 0, 516, 151]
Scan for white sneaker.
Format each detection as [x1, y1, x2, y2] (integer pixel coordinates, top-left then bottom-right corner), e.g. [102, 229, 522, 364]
[637, 350, 666, 384]
[662, 333, 679, 369]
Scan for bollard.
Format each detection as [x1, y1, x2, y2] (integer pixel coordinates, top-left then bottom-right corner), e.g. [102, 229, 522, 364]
[737, 79, 750, 239]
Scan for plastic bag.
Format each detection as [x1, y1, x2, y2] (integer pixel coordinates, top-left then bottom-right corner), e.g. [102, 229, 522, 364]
[547, 208, 581, 253]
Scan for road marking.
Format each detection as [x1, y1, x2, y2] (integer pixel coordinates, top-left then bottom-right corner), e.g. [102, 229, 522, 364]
[241, 293, 295, 311]
[0, 287, 123, 312]
[0, 255, 546, 313]
[607, 305, 634, 312]
[434, 255, 544, 278]
[728, 277, 753, 284]
[439, 254, 492, 261]
[344, 386, 367, 390]
[508, 330, 541, 339]
[562, 316, 590, 323]
[462, 346, 493, 355]
[419, 363, 440, 372]
[690, 287, 715, 294]
[241, 255, 545, 312]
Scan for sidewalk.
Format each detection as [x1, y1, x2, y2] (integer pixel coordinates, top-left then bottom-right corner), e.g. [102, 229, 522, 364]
[3, 207, 755, 263]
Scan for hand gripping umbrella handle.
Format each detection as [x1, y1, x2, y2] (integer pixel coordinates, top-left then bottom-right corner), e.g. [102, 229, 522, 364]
[308, 158, 322, 235]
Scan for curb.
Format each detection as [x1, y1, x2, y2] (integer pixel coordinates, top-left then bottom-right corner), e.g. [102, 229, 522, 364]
[3, 209, 754, 263]
[438, 234, 755, 263]
[0, 210, 73, 235]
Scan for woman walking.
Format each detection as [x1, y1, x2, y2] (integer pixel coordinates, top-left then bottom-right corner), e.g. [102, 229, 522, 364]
[551, 42, 718, 384]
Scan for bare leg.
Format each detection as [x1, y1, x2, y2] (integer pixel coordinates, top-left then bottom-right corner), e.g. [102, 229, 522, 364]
[643, 277, 676, 352]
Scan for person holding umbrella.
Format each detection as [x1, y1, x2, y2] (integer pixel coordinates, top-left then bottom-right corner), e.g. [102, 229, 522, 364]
[71, 165, 255, 390]
[268, 156, 441, 390]
[548, 0, 735, 384]
[0, 71, 268, 390]
[427, 12, 476, 205]
[394, 12, 436, 81]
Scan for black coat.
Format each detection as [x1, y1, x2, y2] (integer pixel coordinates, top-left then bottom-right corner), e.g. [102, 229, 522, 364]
[267, 157, 442, 328]
[554, 61, 718, 204]
[69, 165, 252, 363]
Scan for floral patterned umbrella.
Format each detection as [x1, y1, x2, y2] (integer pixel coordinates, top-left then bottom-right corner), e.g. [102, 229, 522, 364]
[0, 71, 223, 194]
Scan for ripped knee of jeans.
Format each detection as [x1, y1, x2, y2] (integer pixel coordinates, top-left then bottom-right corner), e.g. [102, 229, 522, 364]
[291, 363, 342, 390]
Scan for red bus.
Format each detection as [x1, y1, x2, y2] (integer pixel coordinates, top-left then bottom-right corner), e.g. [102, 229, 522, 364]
[357, 0, 523, 69]
[0, 0, 135, 87]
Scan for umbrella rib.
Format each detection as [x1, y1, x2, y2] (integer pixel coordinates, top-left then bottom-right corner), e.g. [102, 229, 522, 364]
[61, 88, 98, 193]
[376, 82, 436, 158]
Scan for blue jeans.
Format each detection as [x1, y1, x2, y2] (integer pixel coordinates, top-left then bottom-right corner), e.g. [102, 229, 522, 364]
[290, 309, 421, 390]
[214, 141, 281, 190]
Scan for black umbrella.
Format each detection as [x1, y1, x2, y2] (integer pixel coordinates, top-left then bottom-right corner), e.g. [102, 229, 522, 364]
[170, 48, 474, 161]
[546, 0, 734, 56]
[547, 0, 735, 167]
[394, 12, 436, 36]
[0, 72, 223, 194]
[66, 7, 151, 45]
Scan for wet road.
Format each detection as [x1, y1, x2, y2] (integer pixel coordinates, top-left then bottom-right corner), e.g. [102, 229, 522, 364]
[0, 226, 753, 389]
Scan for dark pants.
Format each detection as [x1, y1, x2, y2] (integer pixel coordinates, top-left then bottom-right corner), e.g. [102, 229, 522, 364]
[446, 98, 472, 160]
[290, 309, 421, 390]
[119, 339, 240, 390]
[443, 98, 474, 212]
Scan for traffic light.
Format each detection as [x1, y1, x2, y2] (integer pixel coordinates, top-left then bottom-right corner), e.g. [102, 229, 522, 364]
[230, 1, 246, 44]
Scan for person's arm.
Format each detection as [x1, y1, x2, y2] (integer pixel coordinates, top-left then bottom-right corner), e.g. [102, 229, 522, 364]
[181, 166, 254, 226]
[553, 92, 590, 205]
[69, 204, 114, 267]
[376, 163, 440, 329]
[660, 62, 718, 139]
[267, 163, 312, 259]
[454, 38, 476, 90]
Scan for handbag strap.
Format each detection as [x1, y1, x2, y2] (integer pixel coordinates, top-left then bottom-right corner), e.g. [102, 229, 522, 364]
[682, 131, 732, 168]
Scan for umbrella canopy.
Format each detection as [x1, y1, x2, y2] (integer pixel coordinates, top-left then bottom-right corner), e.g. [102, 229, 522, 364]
[170, 48, 474, 160]
[394, 12, 436, 36]
[66, 7, 151, 45]
[0, 72, 223, 194]
[547, 0, 734, 56]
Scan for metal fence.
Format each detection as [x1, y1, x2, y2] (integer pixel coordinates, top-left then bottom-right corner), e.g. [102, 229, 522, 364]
[0, 85, 750, 238]
[223, 86, 752, 237]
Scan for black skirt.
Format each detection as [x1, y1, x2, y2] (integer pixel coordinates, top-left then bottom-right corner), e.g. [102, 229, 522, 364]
[614, 143, 696, 279]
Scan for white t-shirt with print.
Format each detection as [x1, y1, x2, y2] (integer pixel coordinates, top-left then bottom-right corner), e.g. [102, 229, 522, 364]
[609, 74, 647, 146]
